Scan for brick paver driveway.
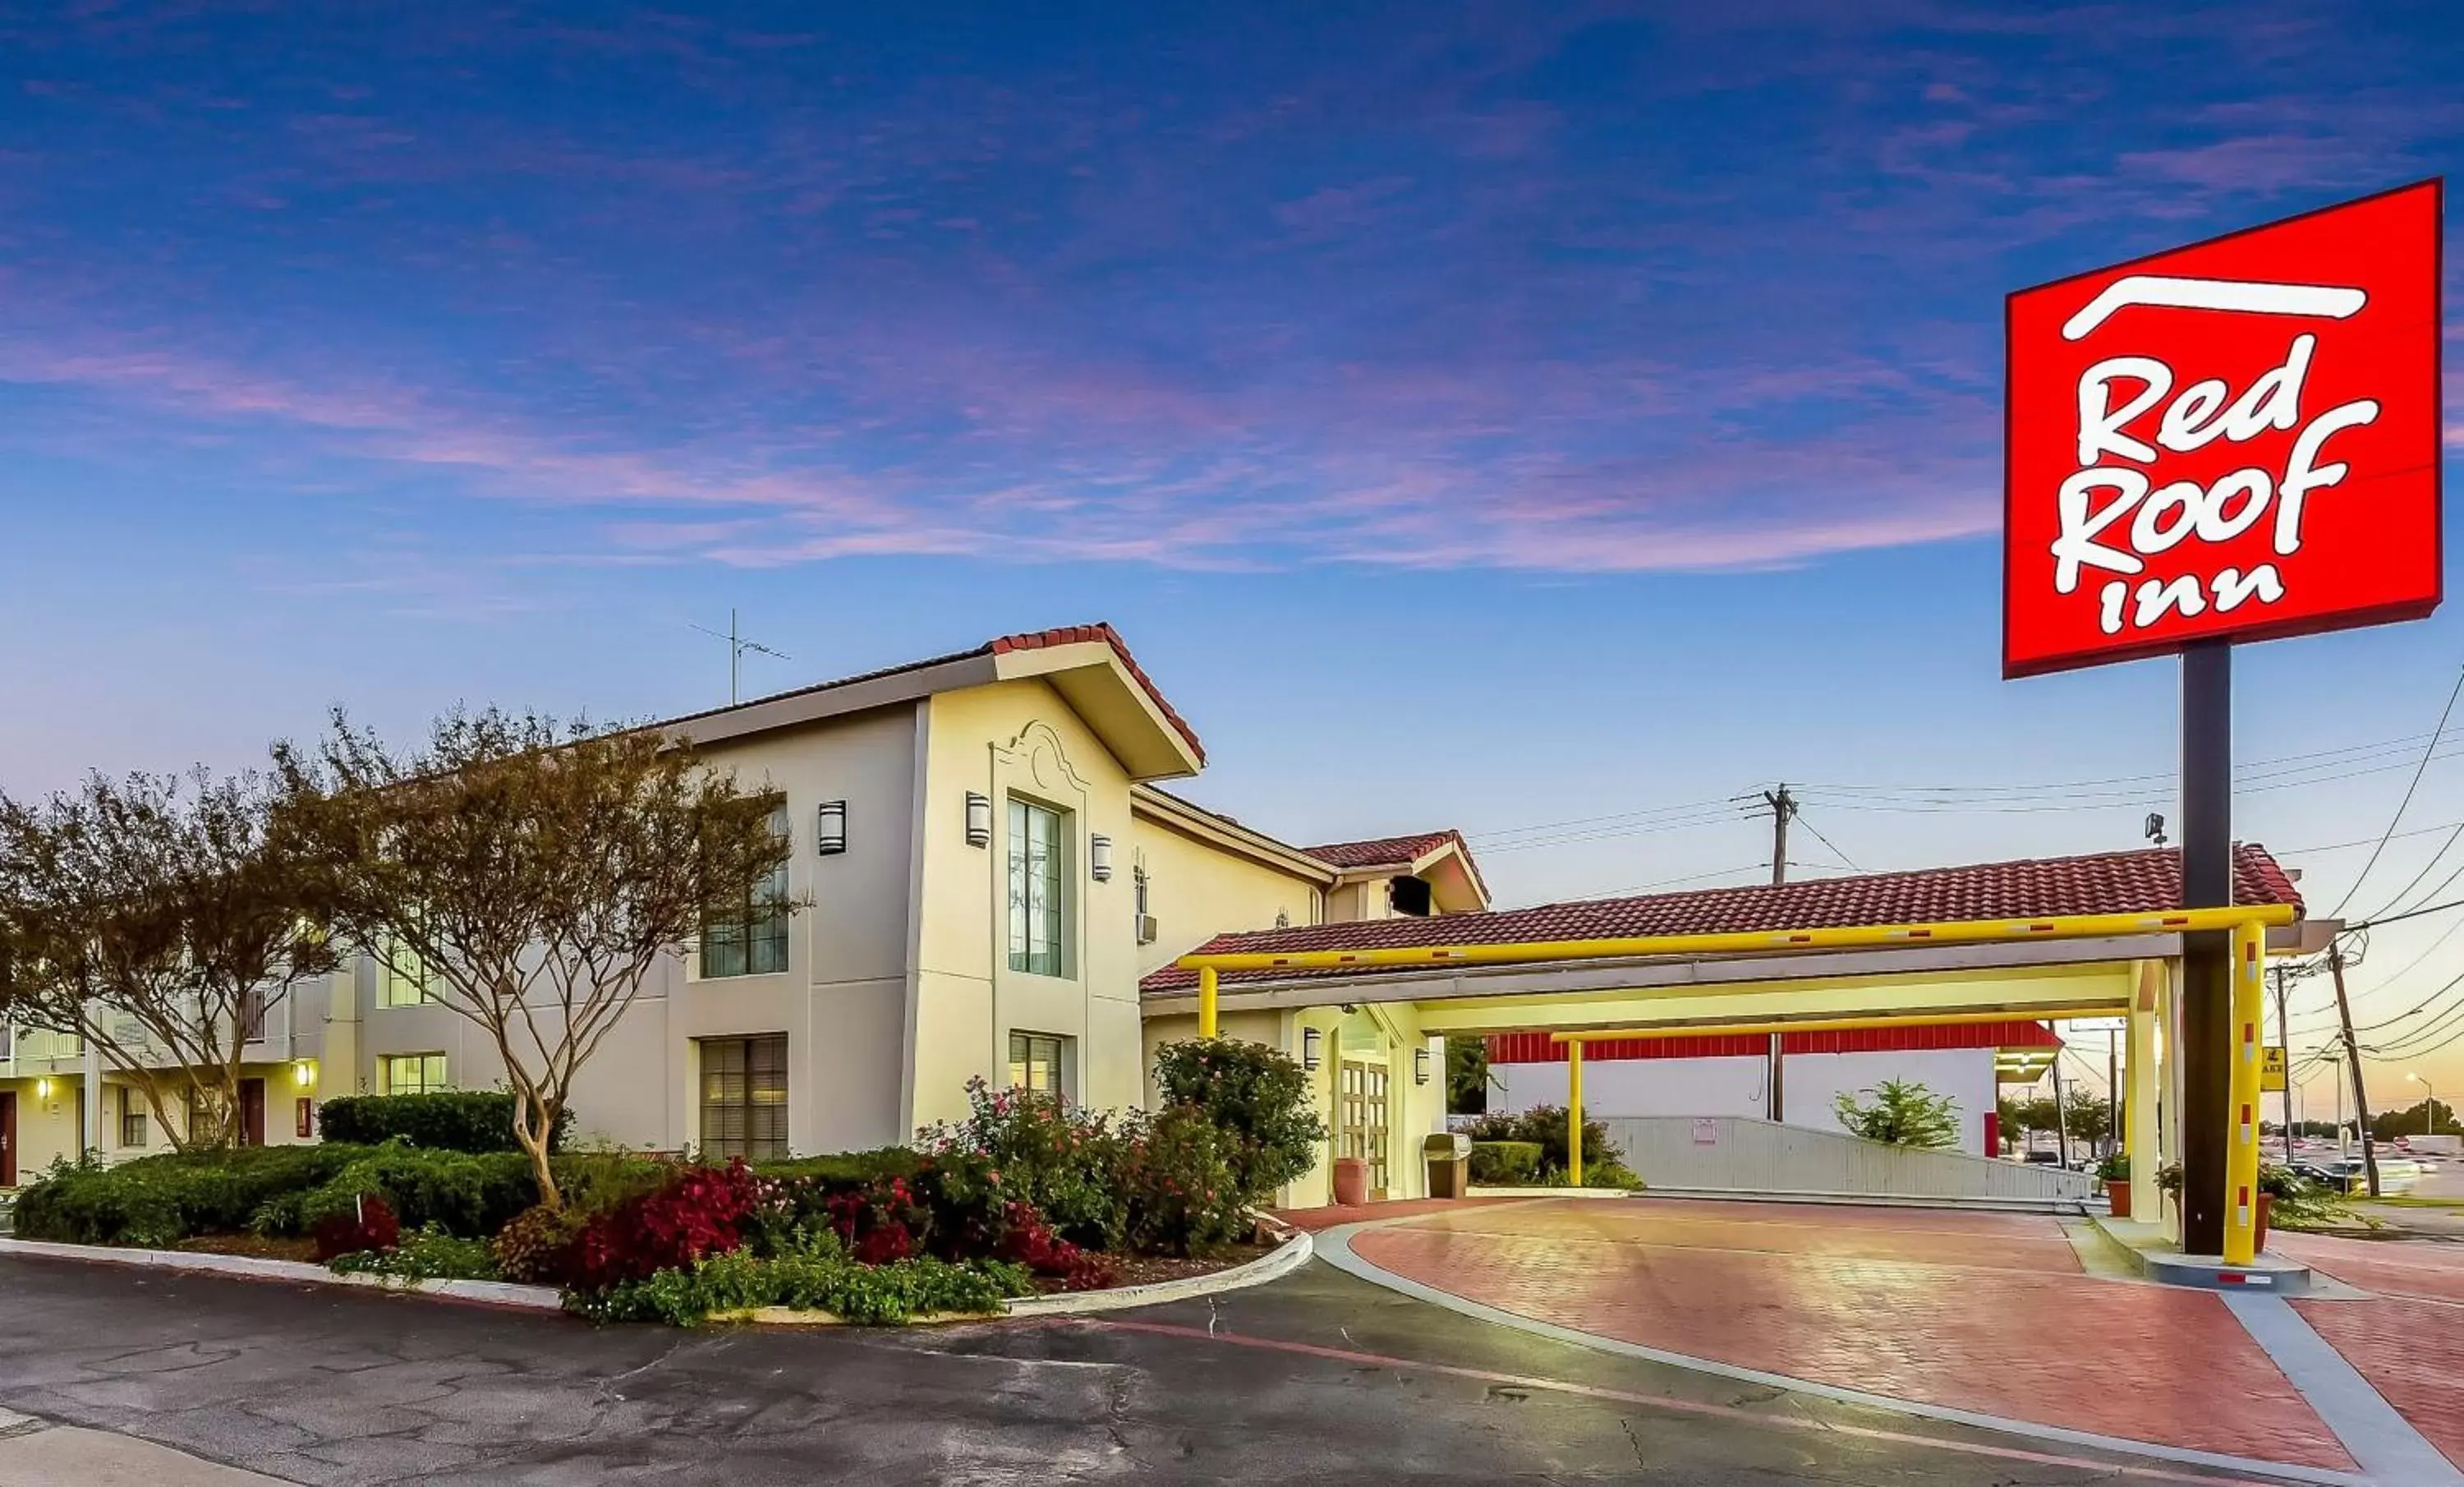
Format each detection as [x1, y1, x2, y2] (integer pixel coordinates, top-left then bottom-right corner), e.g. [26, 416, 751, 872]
[1347, 1196, 2360, 1472]
[2279, 1231, 2464, 1471]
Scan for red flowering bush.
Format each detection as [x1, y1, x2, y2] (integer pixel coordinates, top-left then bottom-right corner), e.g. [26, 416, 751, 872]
[312, 1193, 401, 1262]
[919, 1079, 1125, 1250]
[572, 1159, 760, 1291]
[1118, 1107, 1246, 1256]
[995, 1200, 1116, 1291]
[825, 1174, 931, 1264]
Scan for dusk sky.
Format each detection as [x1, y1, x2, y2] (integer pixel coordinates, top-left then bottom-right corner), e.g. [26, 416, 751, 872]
[4, 2, 2463, 1098]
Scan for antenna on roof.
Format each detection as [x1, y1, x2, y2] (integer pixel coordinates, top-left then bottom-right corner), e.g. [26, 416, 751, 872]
[690, 608, 791, 705]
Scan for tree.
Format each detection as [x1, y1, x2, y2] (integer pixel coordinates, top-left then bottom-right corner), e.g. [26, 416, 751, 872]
[1446, 1035, 1494, 1115]
[2370, 1098, 2462, 1144]
[0, 769, 333, 1151]
[273, 707, 797, 1208]
[2064, 1094, 2116, 1150]
[1833, 1079, 1961, 1149]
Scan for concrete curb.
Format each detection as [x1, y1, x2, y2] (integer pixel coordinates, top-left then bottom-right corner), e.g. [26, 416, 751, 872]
[2087, 1213, 2319, 1294]
[0, 1236, 565, 1311]
[1003, 1230, 1313, 1317]
[0, 1228, 1316, 1325]
[1463, 1186, 1635, 1200]
[1315, 1209, 2372, 1487]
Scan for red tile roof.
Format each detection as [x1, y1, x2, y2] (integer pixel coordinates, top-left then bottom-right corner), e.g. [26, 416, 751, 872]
[1306, 831, 1464, 869]
[1141, 842, 2301, 993]
[658, 621, 1202, 763]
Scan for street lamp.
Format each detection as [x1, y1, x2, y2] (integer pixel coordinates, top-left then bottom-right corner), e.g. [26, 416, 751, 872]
[2410, 1072, 2437, 1137]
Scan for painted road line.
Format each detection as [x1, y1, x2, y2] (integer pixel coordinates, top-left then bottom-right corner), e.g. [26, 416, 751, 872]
[1315, 1218, 2367, 1487]
[2223, 1293, 2464, 1486]
[1085, 1317, 2298, 1487]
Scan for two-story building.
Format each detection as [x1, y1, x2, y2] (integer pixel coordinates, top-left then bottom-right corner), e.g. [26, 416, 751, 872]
[0, 624, 1483, 1205]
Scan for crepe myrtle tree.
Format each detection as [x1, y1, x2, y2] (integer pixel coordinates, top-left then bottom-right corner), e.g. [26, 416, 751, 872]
[0, 769, 335, 1151]
[273, 707, 799, 1209]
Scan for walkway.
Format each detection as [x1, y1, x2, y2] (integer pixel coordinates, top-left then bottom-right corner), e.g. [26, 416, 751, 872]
[1331, 1195, 2464, 1480]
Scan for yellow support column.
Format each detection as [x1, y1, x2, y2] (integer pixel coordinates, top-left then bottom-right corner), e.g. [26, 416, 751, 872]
[2224, 919, 2265, 1265]
[1567, 1040, 1584, 1188]
[2127, 961, 2163, 1225]
[1198, 965, 1219, 1039]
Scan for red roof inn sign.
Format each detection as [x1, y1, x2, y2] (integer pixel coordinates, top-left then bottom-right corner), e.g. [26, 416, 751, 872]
[2004, 181, 2443, 677]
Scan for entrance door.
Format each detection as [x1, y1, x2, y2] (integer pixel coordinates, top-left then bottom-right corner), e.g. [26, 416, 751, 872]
[2, 1092, 16, 1186]
[238, 1079, 266, 1149]
[1340, 1061, 1391, 1199]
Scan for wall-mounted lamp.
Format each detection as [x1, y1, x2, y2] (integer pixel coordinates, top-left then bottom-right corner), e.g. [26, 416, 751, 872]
[1302, 1027, 1323, 1072]
[292, 1058, 317, 1089]
[964, 792, 992, 847]
[1089, 834, 1113, 882]
[816, 800, 848, 856]
[1414, 1047, 1431, 1087]
[35, 1077, 53, 1101]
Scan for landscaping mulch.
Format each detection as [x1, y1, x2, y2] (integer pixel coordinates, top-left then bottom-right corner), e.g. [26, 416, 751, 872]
[173, 1232, 322, 1264]
[1037, 1241, 1274, 1294]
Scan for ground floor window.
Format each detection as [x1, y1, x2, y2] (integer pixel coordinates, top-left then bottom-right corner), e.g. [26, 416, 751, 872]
[117, 1085, 147, 1149]
[700, 1034, 788, 1161]
[1008, 1031, 1070, 1098]
[382, 1052, 449, 1094]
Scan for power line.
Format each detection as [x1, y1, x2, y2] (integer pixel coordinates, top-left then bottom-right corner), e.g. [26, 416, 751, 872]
[1794, 811, 1861, 872]
[2334, 663, 2464, 920]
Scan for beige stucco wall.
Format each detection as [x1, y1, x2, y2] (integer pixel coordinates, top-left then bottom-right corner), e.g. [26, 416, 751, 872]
[909, 679, 1146, 1130]
[1129, 813, 1324, 977]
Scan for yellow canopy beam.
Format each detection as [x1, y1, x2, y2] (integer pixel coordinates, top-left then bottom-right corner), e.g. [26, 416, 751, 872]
[1548, 1006, 2118, 1043]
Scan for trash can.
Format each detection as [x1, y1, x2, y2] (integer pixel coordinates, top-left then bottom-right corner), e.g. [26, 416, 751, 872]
[1424, 1132, 1472, 1199]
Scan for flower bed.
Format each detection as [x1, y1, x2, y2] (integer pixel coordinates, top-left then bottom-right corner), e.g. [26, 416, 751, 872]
[11, 1038, 1326, 1326]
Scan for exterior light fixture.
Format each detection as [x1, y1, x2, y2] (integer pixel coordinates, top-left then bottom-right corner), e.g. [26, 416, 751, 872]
[1414, 1047, 1431, 1086]
[816, 800, 848, 856]
[35, 1077, 52, 1100]
[964, 792, 992, 847]
[1302, 1027, 1323, 1072]
[293, 1058, 316, 1089]
[1089, 834, 1113, 882]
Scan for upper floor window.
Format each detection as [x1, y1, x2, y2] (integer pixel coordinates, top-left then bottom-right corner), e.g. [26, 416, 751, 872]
[1007, 798, 1068, 977]
[1390, 875, 1433, 917]
[238, 986, 269, 1042]
[379, 941, 440, 1007]
[701, 801, 792, 978]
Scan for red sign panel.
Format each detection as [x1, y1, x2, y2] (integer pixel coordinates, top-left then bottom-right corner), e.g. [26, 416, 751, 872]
[2004, 181, 2443, 678]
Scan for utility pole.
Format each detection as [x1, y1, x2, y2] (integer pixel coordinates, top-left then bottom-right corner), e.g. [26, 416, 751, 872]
[2327, 942, 2381, 1199]
[2272, 964, 2295, 1167]
[2051, 1061, 2071, 1169]
[1763, 784, 1797, 886]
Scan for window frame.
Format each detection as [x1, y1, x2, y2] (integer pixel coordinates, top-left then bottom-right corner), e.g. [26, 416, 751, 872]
[1008, 1030, 1071, 1098]
[378, 941, 441, 1008]
[698, 1034, 789, 1162]
[1005, 796, 1071, 978]
[700, 800, 793, 980]
[117, 1085, 147, 1149]
[381, 1052, 449, 1095]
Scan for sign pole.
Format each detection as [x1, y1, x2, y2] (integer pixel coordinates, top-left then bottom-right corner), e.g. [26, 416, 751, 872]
[2178, 639, 2233, 1255]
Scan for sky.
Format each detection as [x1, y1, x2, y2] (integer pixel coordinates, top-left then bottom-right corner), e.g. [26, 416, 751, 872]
[2, 1, 2463, 1105]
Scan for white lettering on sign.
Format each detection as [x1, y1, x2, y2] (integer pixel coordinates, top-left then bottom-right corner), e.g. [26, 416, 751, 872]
[2048, 319, 2378, 637]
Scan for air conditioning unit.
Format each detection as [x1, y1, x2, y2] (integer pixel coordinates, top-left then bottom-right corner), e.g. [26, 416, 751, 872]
[1136, 914, 1159, 946]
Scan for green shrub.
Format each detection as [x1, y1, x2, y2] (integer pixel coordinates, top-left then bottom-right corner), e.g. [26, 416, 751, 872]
[1464, 1107, 1624, 1182]
[318, 1093, 574, 1155]
[491, 1203, 590, 1284]
[252, 1145, 540, 1240]
[1469, 1141, 1542, 1185]
[1150, 1038, 1327, 1204]
[572, 1245, 1031, 1327]
[14, 1145, 374, 1247]
[1832, 1079, 1961, 1149]
[752, 1149, 925, 1186]
[919, 1080, 1126, 1250]
[330, 1224, 503, 1283]
[1119, 1106, 1247, 1255]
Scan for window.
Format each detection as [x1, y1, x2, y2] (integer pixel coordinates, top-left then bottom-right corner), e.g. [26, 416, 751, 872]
[379, 942, 439, 1007]
[1389, 876, 1432, 917]
[1008, 1031, 1069, 1098]
[238, 986, 269, 1043]
[0, 1024, 11, 1061]
[382, 1053, 449, 1094]
[117, 1086, 147, 1149]
[699, 1034, 788, 1161]
[1006, 798, 1068, 976]
[701, 802, 792, 978]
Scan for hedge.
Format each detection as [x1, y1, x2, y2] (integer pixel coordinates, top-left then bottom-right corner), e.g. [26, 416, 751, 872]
[318, 1092, 575, 1155]
[13, 1145, 375, 1248]
[1468, 1140, 1542, 1186]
